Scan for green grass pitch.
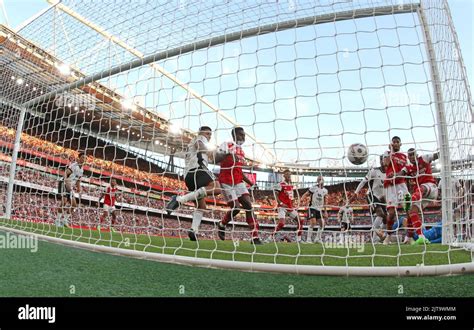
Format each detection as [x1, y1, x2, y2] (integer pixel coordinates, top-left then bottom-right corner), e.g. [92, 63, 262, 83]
[0, 219, 473, 297]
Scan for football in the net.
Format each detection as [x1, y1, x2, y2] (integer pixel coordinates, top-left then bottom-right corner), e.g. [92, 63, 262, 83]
[347, 143, 368, 165]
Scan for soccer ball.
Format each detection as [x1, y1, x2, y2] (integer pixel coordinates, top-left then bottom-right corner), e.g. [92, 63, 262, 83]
[347, 143, 368, 165]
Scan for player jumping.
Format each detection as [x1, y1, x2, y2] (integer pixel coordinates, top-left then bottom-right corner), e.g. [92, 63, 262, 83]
[350, 155, 386, 243]
[56, 152, 85, 227]
[215, 127, 262, 244]
[395, 149, 439, 244]
[99, 178, 120, 232]
[166, 126, 222, 241]
[383, 136, 409, 245]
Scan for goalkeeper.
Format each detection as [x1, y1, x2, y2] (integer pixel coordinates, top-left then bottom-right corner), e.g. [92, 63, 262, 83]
[393, 217, 442, 244]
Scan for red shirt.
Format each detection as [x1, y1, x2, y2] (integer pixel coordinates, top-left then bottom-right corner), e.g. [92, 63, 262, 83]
[406, 154, 436, 185]
[218, 142, 245, 185]
[104, 187, 118, 206]
[277, 181, 294, 209]
[384, 151, 408, 187]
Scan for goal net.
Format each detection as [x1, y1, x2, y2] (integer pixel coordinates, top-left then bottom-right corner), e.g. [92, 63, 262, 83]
[0, 0, 472, 276]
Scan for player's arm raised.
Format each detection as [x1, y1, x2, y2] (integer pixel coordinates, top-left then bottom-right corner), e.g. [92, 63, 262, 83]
[351, 175, 369, 203]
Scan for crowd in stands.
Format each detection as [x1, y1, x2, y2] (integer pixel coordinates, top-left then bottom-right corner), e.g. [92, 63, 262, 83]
[6, 162, 444, 228]
[0, 125, 187, 191]
[1, 124, 445, 212]
[1, 124, 450, 244]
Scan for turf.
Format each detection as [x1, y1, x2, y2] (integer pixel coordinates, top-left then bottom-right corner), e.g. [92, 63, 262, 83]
[0, 229, 473, 297]
[1, 219, 472, 267]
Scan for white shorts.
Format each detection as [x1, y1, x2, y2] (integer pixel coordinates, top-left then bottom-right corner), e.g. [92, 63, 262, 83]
[384, 183, 408, 208]
[278, 207, 298, 220]
[221, 182, 249, 202]
[414, 182, 439, 208]
[103, 204, 116, 213]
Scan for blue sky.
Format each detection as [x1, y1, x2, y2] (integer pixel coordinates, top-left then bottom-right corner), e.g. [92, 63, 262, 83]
[1, 0, 472, 172]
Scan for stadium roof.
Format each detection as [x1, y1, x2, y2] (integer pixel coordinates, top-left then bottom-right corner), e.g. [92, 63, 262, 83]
[0, 24, 195, 155]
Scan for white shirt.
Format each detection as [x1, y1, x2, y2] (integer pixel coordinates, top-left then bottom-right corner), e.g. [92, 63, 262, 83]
[355, 167, 385, 200]
[66, 162, 83, 185]
[184, 135, 210, 175]
[338, 206, 354, 224]
[308, 186, 328, 210]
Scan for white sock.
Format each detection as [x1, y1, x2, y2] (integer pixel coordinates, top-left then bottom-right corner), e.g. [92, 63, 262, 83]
[317, 226, 323, 241]
[55, 213, 62, 226]
[307, 226, 313, 241]
[63, 214, 70, 226]
[296, 235, 302, 242]
[191, 210, 203, 232]
[177, 187, 207, 203]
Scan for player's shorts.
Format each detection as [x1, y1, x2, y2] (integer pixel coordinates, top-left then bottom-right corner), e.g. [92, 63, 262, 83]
[340, 222, 351, 231]
[220, 182, 249, 202]
[412, 182, 438, 208]
[384, 183, 408, 209]
[57, 180, 72, 200]
[184, 167, 216, 192]
[103, 204, 116, 213]
[278, 207, 298, 220]
[367, 194, 386, 214]
[307, 207, 323, 220]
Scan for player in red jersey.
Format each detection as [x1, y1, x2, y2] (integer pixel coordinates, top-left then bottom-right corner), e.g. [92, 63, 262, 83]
[397, 149, 439, 244]
[383, 136, 409, 244]
[270, 170, 304, 243]
[215, 127, 262, 244]
[99, 178, 120, 231]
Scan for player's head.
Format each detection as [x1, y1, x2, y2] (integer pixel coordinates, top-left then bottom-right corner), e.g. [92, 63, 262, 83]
[78, 152, 85, 165]
[282, 169, 292, 182]
[231, 127, 245, 145]
[391, 136, 402, 152]
[110, 178, 117, 187]
[317, 175, 324, 187]
[407, 148, 417, 164]
[199, 126, 212, 142]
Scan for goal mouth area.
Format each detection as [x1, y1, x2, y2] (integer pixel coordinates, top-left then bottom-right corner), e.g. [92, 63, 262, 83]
[1, 220, 472, 277]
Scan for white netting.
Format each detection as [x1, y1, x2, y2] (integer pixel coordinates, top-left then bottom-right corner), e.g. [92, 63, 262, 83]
[0, 0, 472, 275]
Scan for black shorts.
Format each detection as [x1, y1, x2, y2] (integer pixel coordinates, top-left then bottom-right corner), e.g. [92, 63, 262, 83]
[185, 167, 216, 192]
[367, 194, 386, 215]
[57, 180, 72, 200]
[340, 222, 351, 231]
[308, 208, 323, 220]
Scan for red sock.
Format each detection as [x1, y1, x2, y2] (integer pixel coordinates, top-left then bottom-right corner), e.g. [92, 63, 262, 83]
[410, 211, 423, 236]
[297, 218, 303, 237]
[275, 221, 285, 233]
[246, 216, 259, 238]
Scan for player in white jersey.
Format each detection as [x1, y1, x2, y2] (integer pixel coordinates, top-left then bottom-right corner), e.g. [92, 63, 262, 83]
[350, 155, 387, 243]
[338, 197, 354, 243]
[166, 126, 222, 241]
[56, 152, 85, 227]
[301, 176, 328, 243]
